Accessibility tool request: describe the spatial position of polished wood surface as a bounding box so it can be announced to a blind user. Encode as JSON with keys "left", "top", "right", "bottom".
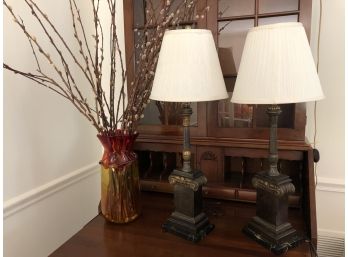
{"left": 49, "top": 192, "right": 312, "bottom": 257}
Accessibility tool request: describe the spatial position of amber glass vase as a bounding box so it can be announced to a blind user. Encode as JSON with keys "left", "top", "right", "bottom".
{"left": 97, "top": 131, "right": 141, "bottom": 223}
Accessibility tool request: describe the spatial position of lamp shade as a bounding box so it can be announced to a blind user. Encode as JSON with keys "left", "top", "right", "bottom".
{"left": 150, "top": 29, "right": 228, "bottom": 102}
{"left": 231, "top": 22, "right": 324, "bottom": 104}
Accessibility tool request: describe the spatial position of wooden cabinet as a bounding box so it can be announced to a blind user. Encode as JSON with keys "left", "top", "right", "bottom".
{"left": 123, "top": 0, "right": 316, "bottom": 244}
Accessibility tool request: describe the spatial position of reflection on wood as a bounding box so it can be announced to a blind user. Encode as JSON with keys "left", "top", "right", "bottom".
{"left": 218, "top": 93, "right": 254, "bottom": 128}
{"left": 156, "top": 102, "right": 183, "bottom": 125}
{"left": 49, "top": 192, "right": 312, "bottom": 257}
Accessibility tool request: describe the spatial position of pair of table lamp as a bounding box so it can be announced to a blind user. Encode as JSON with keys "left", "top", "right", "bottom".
{"left": 149, "top": 23, "right": 324, "bottom": 252}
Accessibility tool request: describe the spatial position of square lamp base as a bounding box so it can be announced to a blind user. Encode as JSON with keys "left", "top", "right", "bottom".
{"left": 163, "top": 169, "right": 214, "bottom": 242}
{"left": 243, "top": 217, "right": 303, "bottom": 255}
{"left": 162, "top": 212, "right": 214, "bottom": 243}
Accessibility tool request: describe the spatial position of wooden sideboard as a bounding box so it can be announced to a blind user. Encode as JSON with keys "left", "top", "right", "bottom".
{"left": 123, "top": 0, "right": 317, "bottom": 245}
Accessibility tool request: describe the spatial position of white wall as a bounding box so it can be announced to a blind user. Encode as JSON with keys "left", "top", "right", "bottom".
{"left": 3, "top": 0, "right": 101, "bottom": 202}
{"left": 308, "top": 0, "right": 345, "bottom": 239}
{"left": 2, "top": 0, "right": 127, "bottom": 256}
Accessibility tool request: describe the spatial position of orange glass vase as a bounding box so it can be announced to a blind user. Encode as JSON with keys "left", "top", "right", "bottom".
{"left": 97, "top": 131, "right": 141, "bottom": 223}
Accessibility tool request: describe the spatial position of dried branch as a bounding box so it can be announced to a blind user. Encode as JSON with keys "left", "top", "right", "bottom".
{"left": 3, "top": 0, "right": 207, "bottom": 136}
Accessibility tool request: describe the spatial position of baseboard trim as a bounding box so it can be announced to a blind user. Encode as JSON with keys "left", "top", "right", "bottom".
{"left": 318, "top": 229, "right": 345, "bottom": 239}
{"left": 4, "top": 162, "right": 99, "bottom": 219}
{"left": 316, "top": 177, "right": 345, "bottom": 193}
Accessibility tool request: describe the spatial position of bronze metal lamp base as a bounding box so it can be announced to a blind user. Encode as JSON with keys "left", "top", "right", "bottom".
{"left": 243, "top": 218, "right": 302, "bottom": 255}
{"left": 162, "top": 169, "right": 214, "bottom": 242}
{"left": 243, "top": 172, "right": 303, "bottom": 255}
{"left": 163, "top": 210, "right": 214, "bottom": 243}
{"left": 243, "top": 106, "right": 303, "bottom": 254}
{"left": 162, "top": 103, "right": 214, "bottom": 242}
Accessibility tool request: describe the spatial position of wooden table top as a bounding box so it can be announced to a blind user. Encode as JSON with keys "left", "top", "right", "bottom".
{"left": 49, "top": 192, "right": 312, "bottom": 257}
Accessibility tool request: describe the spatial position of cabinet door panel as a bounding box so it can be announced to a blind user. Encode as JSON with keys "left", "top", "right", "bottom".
{"left": 218, "top": 0, "right": 255, "bottom": 17}
{"left": 258, "top": 14, "right": 298, "bottom": 26}
{"left": 197, "top": 147, "right": 223, "bottom": 183}
{"left": 259, "top": 0, "right": 299, "bottom": 14}
{"left": 218, "top": 19, "right": 254, "bottom": 72}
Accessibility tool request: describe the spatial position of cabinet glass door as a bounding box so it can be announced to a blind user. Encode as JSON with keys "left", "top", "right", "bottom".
{"left": 125, "top": 0, "right": 207, "bottom": 136}
{"left": 206, "top": 0, "right": 307, "bottom": 140}
{"left": 140, "top": 101, "right": 198, "bottom": 126}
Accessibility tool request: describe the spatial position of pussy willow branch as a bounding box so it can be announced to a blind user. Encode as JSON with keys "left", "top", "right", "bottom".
{"left": 109, "top": 0, "right": 117, "bottom": 130}
{"left": 69, "top": 0, "right": 101, "bottom": 118}
{"left": 4, "top": 63, "right": 99, "bottom": 126}
{"left": 122, "top": 0, "right": 210, "bottom": 131}
{"left": 69, "top": 0, "right": 97, "bottom": 95}
{"left": 25, "top": 0, "right": 100, "bottom": 128}
{"left": 24, "top": 1, "right": 78, "bottom": 103}
{"left": 24, "top": 20, "right": 41, "bottom": 72}
{"left": 27, "top": 0, "right": 97, "bottom": 91}
{"left": 3, "top": 0, "right": 208, "bottom": 135}
{"left": 71, "top": 0, "right": 96, "bottom": 72}
{"left": 119, "top": 0, "right": 208, "bottom": 130}
{"left": 91, "top": 0, "right": 110, "bottom": 130}
{"left": 4, "top": 0, "right": 101, "bottom": 130}
{"left": 113, "top": 15, "right": 126, "bottom": 130}
{"left": 24, "top": 0, "right": 101, "bottom": 128}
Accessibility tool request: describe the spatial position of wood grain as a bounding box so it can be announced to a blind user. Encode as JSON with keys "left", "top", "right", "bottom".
{"left": 49, "top": 192, "right": 312, "bottom": 257}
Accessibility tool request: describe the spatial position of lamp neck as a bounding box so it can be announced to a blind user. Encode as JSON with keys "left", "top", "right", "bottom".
{"left": 267, "top": 105, "right": 282, "bottom": 176}
{"left": 182, "top": 103, "right": 193, "bottom": 172}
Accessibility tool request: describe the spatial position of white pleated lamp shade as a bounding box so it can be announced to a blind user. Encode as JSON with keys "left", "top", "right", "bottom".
{"left": 150, "top": 29, "right": 228, "bottom": 102}
{"left": 231, "top": 22, "right": 324, "bottom": 104}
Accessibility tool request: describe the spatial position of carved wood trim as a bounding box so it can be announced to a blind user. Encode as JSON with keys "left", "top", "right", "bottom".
{"left": 201, "top": 151, "right": 217, "bottom": 161}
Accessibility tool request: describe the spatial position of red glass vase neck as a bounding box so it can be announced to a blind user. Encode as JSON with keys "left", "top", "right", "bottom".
{"left": 97, "top": 130, "right": 138, "bottom": 169}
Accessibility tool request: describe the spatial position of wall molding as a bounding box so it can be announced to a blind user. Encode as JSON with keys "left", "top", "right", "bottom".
{"left": 318, "top": 228, "right": 345, "bottom": 239}
{"left": 4, "top": 162, "right": 99, "bottom": 219}
{"left": 316, "top": 177, "right": 345, "bottom": 193}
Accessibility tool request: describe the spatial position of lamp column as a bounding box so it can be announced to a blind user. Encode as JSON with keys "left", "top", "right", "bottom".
{"left": 243, "top": 105, "right": 303, "bottom": 255}
{"left": 268, "top": 105, "right": 281, "bottom": 176}
{"left": 162, "top": 103, "right": 214, "bottom": 242}
{"left": 182, "top": 103, "right": 193, "bottom": 172}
